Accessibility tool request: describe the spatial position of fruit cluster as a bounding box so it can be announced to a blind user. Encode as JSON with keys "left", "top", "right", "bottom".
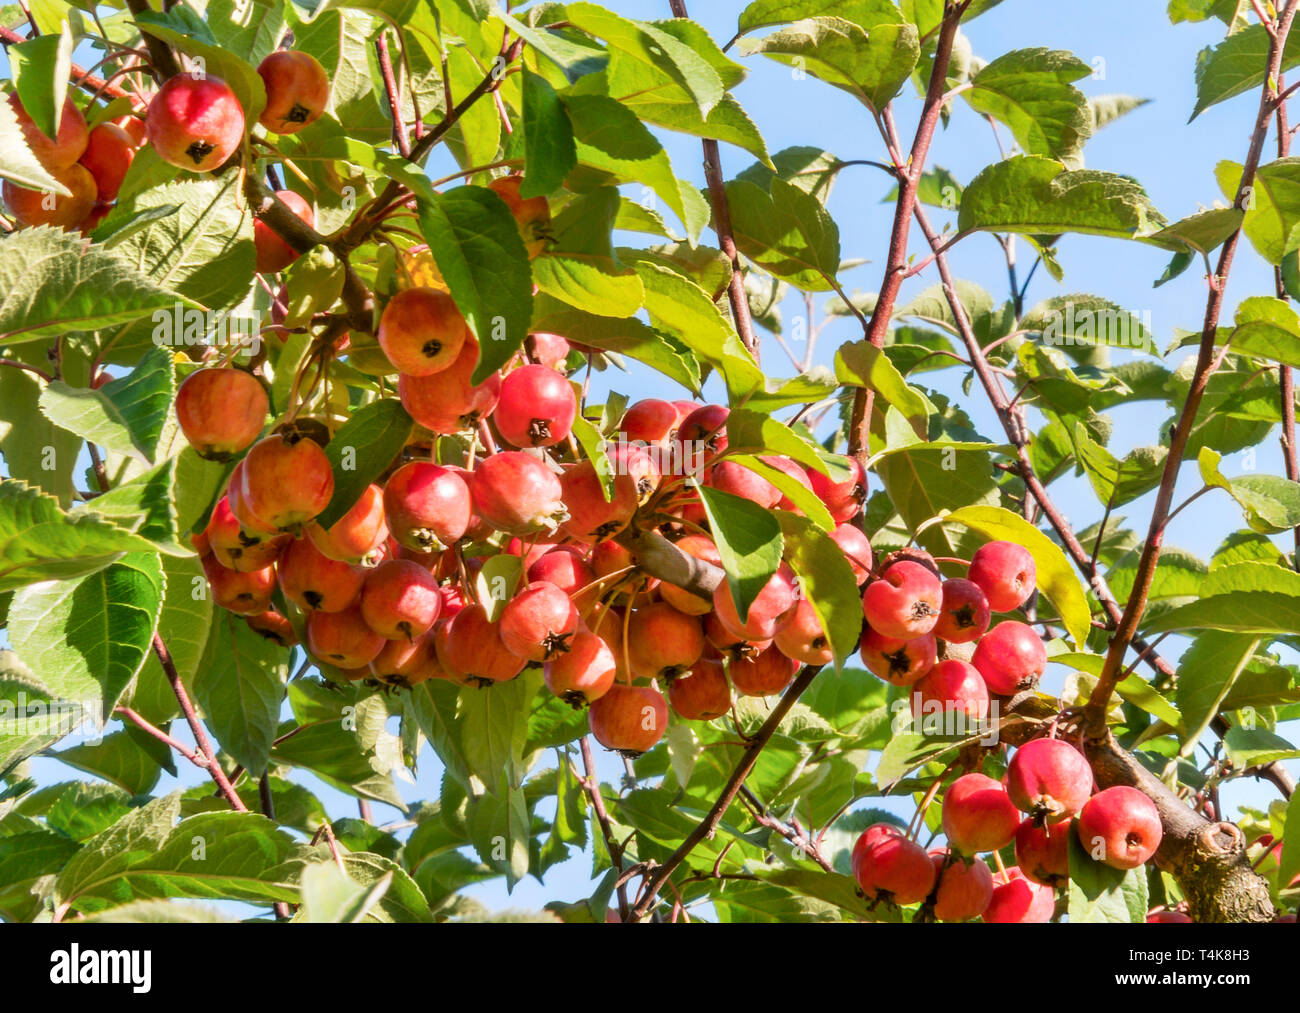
{"left": 2, "top": 49, "right": 328, "bottom": 234}
{"left": 853, "top": 741, "right": 1164, "bottom": 921}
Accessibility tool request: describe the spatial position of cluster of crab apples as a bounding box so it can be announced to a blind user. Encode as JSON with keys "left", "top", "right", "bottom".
{"left": 3, "top": 48, "right": 330, "bottom": 233}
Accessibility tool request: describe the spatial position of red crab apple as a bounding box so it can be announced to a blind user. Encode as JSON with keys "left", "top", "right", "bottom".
{"left": 1014, "top": 818, "right": 1071, "bottom": 888}
{"left": 175, "top": 368, "right": 268, "bottom": 459}
{"left": 383, "top": 461, "right": 472, "bottom": 553}
{"left": 8, "top": 92, "right": 87, "bottom": 170}
{"left": 862, "top": 560, "right": 942, "bottom": 639}
{"left": 202, "top": 554, "right": 275, "bottom": 615}
{"left": 851, "top": 823, "right": 905, "bottom": 883}
{"left": 627, "top": 602, "right": 706, "bottom": 681}
{"left": 930, "top": 851, "right": 994, "bottom": 922}
{"left": 860, "top": 627, "right": 937, "bottom": 686}
{"left": 932, "top": 578, "right": 991, "bottom": 644}
{"left": 706, "top": 459, "right": 780, "bottom": 508}
{"left": 983, "top": 868, "right": 1055, "bottom": 923}
{"left": 436, "top": 604, "right": 526, "bottom": 685}
{"left": 528, "top": 548, "right": 596, "bottom": 606}
{"left": 806, "top": 457, "right": 865, "bottom": 523}
{"left": 830, "top": 522, "right": 874, "bottom": 585}
{"left": 971, "top": 620, "right": 1047, "bottom": 695}
{"left": 359, "top": 559, "right": 441, "bottom": 640}
{"left": 620, "top": 398, "right": 679, "bottom": 446}
{"left": 307, "top": 605, "right": 386, "bottom": 670}
{"left": 1076, "top": 786, "right": 1163, "bottom": 870}
{"left": 525, "top": 331, "right": 570, "bottom": 370}
{"left": 147, "top": 73, "right": 245, "bottom": 171}
{"left": 773, "top": 596, "right": 833, "bottom": 666}
{"left": 3, "top": 163, "right": 97, "bottom": 229}
{"left": 277, "top": 536, "right": 364, "bottom": 613}
{"left": 1146, "top": 910, "right": 1193, "bottom": 924}
{"left": 729, "top": 646, "right": 799, "bottom": 697}
{"left": 768, "top": 455, "right": 816, "bottom": 514}
{"left": 254, "top": 190, "right": 314, "bottom": 274}
{"left": 369, "top": 633, "right": 438, "bottom": 688}
{"left": 204, "top": 496, "right": 287, "bottom": 572}
{"left": 659, "top": 535, "right": 722, "bottom": 616}
{"left": 712, "top": 563, "right": 797, "bottom": 642}
{"left": 675, "top": 403, "right": 729, "bottom": 462}
{"left": 942, "top": 773, "right": 1020, "bottom": 854}
{"left": 591, "top": 540, "right": 657, "bottom": 595}
{"left": 560, "top": 443, "right": 659, "bottom": 542}
{"left": 544, "top": 631, "right": 617, "bottom": 707}
{"left": 854, "top": 827, "right": 936, "bottom": 906}
{"left": 378, "top": 287, "right": 469, "bottom": 376}
{"left": 398, "top": 336, "right": 501, "bottom": 434}
{"left": 77, "top": 121, "right": 135, "bottom": 203}
{"left": 245, "top": 610, "right": 297, "bottom": 647}
{"left": 1006, "top": 737, "right": 1093, "bottom": 823}
{"left": 667, "top": 659, "right": 732, "bottom": 721}
{"left": 910, "top": 659, "right": 988, "bottom": 727}
{"left": 470, "top": 452, "right": 568, "bottom": 535}
{"left": 968, "top": 540, "right": 1037, "bottom": 613}
{"left": 257, "top": 50, "right": 330, "bottom": 134}
{"left": 500, "top": 581, "right": 580, "bottom": 662}
{"left": 588, "top": 683, "right": 668, "bottom": 756}
{"left": 494, "top": 364, "right": 577, "bottom": 448}
{"left": 704, "top": 610, "right": 770, "bottom": 661}
{"left": 308, "top": 483, "right": 389, "bottom": 564}
{"left": 487, "top": 174, "right": 552, "bottom": 257}
{"left": 239, "top": 431, "right": 334, "bottom": 532}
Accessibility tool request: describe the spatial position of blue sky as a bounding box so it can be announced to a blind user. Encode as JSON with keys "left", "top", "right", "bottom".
{"left": 5, "top": 1, "right": 1298, "bottom": 918}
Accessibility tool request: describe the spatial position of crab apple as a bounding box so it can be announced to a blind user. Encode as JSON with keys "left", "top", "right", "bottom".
{"left": 369, "top": 633, "right": 438, "bottom": 688}
{"left": 544, "top": 631, "right": 617, "bottom": 707}
{"left": 1076, "top": 786, "right": 1163, "bottom": 870}
{"left": 773, "top": 596, "right": 833, "bottom": 666}
{"left": 932, "top": 578, "right": 991, "bottom": 644}
{"left": 667, "top": 660, "right": 732, "bottom": 720}
{"left": 971, "top": 620, "right": 1047, "bottom": 696}
{"left": 487, "top": 174, "right": 552, "bottom": 257}
{"left": 8, "top": 92, "right": 88, "bottom": 170}
{"left": 969, "top": 540, "right": 1037, "bottom": 613}
{"left": 620, "top": 398, "right": 679, "bottom": 446}
{"left": 855, "top": 829, "right": 936, "bottom": 906}
{"left": 591, "top": 539, "right": 658, "bottom": 595}
{"left": 202, "top": 554, "right": 275, "bottom": 615}
{"left": 111, "top": 109, "right": 148, "bottom": 147}
{"left": 767, "top": 455, "right": 816, "bottom": 514}
{"left": 206, "top": 497, "right": 287, "bottom": 572}
{"left": 983, "top": 868, "right": 1055, "bottom": 923}
{"left": 1147, "top": 909, "right": 1193, "bottom": 924}
{"left": 807, "top": 457, "right": 866, "bottom": 523}
{"left": 528, "top": 548, "right": 596, "bottom": 604}
{"left": 256, "top": 50, "right": 330, "bottom": 134}
{"left": 706, "top": 459, "right": 780, "bottom": 508}
{"left": 525, "top": 331, "right": 569, "bottom": 370}
{"left": 3, "top": 163, "right": 97, "bottom": 229}
{"left": 1006, "top": 737, "right": 1093, "bottom": 823}
{"left": 626, "top": 603, "right": 706, "bottom": 681}
{"left": 730, "top": 646, "right": 799, "bottom": 697}
{"left": 860, "top": 627, "right": 937, "bottom": 686}
{"left": 704, "top": 611, "right": 770, "bottom": 662}
{"left": 659, "top": 534, "right": 722, "bottom": 615}
{"left": 383, "top": 461, "right": 472, "bottom": 553}
{"left": 307, "top": 605, "right": 386, "bottom": 669}
{"left": 910, "top": 659, "right": 988, "bottom": 726}
{"left": 77, "top": 122, "right": 135, "bottom": 204}
{"left": 830, "top": 522, "right": 874, "bottom": 586}
{"left": 470, "top": 452, "right": 568, "bottom": 535}
{"left": 505, "top": 536, "right": 559, "bottom": 571}
{"left": 146, "top": 74, "right": 244, "bottom": 171}
{"left": 712, "top": 563, "right": 798, "bottom": 642}
{"left": 240, "top": 431, "right": 334, "bottom": 532}
{"left": 277, "top": 536, "right": 364, "bottom": 613}
{"left": 308, "top": 483, "right": 388, "bottom": 564}
{"left": 1014, "top": 818, "right": 1071, "bottom": 888}
{"left": 560, "top": 444, "right": 659, "bottom": 542}
{"left": 588, "top": 683, "right": 668, "bottom": 757}
{"left": 378, "top": 287, "right": 469, "bottom": 377}
{"left": 675, "top": 404, "right": 729, "bottom": 463}
{"left": 930, "top": 852, "right": 994, "bottom": 922}
{"left": 359, "top": 559, "right": 441, "bottom": 640}
{"left": 224, "top": 460, "right": 280, "bottom": 538}
{"left": 494, "top": 364, "right": 577, "bottom": 448}
{"left": 500, "top": 581, "right": 580, "bottom": 662}
{"left": 176, "top": 368, "right": 268, "bottom": 460}
{"left": 436, "top": 604, "right": 526, "bottom": 685}
{"left": 254, "top": 190, "right": 314, "bottom": 274}
{"left": 851, "top": 823, "right": 907, "bottom": 884}
{"left": 245, "top": 610, "right": 298, "bottom": 647}
{"left": 862, "top": 560, "right": 942, "bottom": 640}
{"left": 942, "top": 773, "right": 1020, "bottom": 854}
{"left": 397, "top": 340, "right": 499, "bottom": 436}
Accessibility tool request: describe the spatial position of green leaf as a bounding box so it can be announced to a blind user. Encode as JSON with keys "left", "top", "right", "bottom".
{"left": 1174, "top": 631, "right": 1260, "bottom": 755}
{"left": 8, "top": 552, "right": 164, "bottom": 719}
{"left": 416, "top": 186, "right": 534, "bottom": 384}
{"left": 958, "top": 156, "right": 1165, "bottom": 239}
{"left": 965, "top": 48, "right": 1092, "bottom": 168}
{"left": 520, "top": 68, "right": 576, "bottom": 199}
{"left": 39, "top": 346, "right": 175, "bottom": 464}
{"left": 1199, "top": 446, "right": 1300, "bottom": 534}
{"left": 1279, "top": 792, "right": 1300, "bottom": 894}
{"left": 942, "top": 505, "right": 1092, "bottom": 647}
{"left": 737, "top": 0, "right": 904, "bottom": 37}
{"left": 0, "top": 74, "right": 67, "bottom": 194}
{"left": 835, "top": 339, "right": 930, "bottom": 438}
{"left": 1191, "top": 23, "right": 1300, "bottom": 120}
{"left": 53, "top": 729, "right": 164, "bottom": 796}
{"left": 467, "top": 777, "right": 530, "bottom": 887}
{"left": 0, "top": 828, "right": 81, "bottom": 922}
{"left": 697, "top": 484, "right": 784, "bottom": 622}
{"left": 1217, "top": 158, "right": 1300, "bottom": 266}
{"left": 1223, "top": 726, "right": 1300, "bottom": 767}
{"left": 725, "top": 177, "right": 841, "bottom": 290}
{"left": 0, "top": 650, "right": 70, "bottom": 776}
{"left": 317, "top": 399, "right": 413, "bottom": 527}
{"left": 299, "top": 861, "right": 392, "bottom": 923}
{"left": 404, "top": 679, "right": 473, "bottom": 793}
{"left": 458, "top": 671, "right": 538, "bottom": 793}
{"left": 777, "top": 513, "right": 864, "bottom": 670}
{"left": 8, "top": 28, "right": 72, "bottom": 141}
{"left": 1223, "top": 294, "right": 1300, "bottom": 369}
{"left": 1067, "top": 827, "right": 1147, "bottom": 922}
{"left": 1144, "top": 561, "right": 1300, "bottom": 634}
